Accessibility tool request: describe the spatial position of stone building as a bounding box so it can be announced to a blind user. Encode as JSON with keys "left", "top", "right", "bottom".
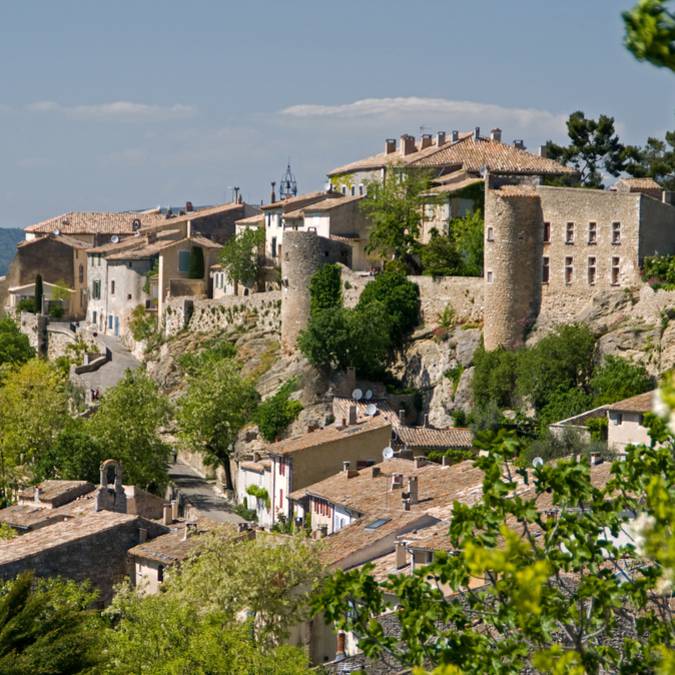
{"left": 483, "top": 179, "right": 675, "bottom": 350}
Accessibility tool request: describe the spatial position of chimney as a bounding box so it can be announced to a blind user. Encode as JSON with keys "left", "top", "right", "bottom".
{"left": 441, "top": 455, "right": 451, "bottom": 467}
{"left": 490, "top": 128, "right": 502, "bottom": 143}
{"left": 402, "top": 496, "right": 411, "bottom": 511}
{"left": 342, "top": 461, "right": 351, "bottom": 473}
{"left": 348, "top": 404, "right": 358, "bottom": 426}
{"left": 473, "top": 126, "right": 480, "bottom": 140}
{"left": 414, "top": 455, "right": 427, "bottom": 469}
{"left": 270, "top": 181, "right": 276, "bottom": 204}
{"left": 399, "top": 134, "right": 416, "bottom": 157}
{"left": 185, "top": 200, "right": 194, "bottom": 212}
{"left": 451, "top": 130, "right": 459, "bottom": 142}
{"left": 385, "top": 138, "right": 397, "bottom": 155}
{"left": 162, "top": 503, "right": 172, "bottom": 526}
{"left": 336, "top": 632, "right": 346, "bottom": 661}
{"left": 395, "top": 540, "right": 408, "bottom": 569}
{"left": 407, "top": 476, "right": 419, "bottom": 504}
{"left": 371, "top": 466, "right": 381, "bottom": 478}
{"left": 513, "top": 139, "right": 525, "bottom": 150}
{"left": 233, "top": 186, "right": 240, "bottom": 203}
{"left": 343, "top": 461, "right": 358, "bottom": 478}
{"left": 138, "top": 528, "right": 148, "bottom": 543}
{"left": 398, "top": 408, "right": 406, "bottom": 426}
{"left": 33, "top": 486, "right": 41, "bottom": 505}
{"left": 171, "top": 499, "right": 179, "bottom": 521}
{"left": 435, "top": 131, "right": 446, "bottom": 146}
{"left": 420, "top": 133, "right": 433, "bottom": 149}
{"left": 181, "top": 522, "right": 196, "bottom": 542}
{"left": 423, "top": 414, "right": 429, "bottom": 428}
{"left": 391, "top": 473, "right": 404, "bottom": 490}
{"left": 538, "top": 145, "right": 548, "bottom": 158}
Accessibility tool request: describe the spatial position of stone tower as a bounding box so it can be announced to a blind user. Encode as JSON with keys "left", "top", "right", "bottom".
{"left": 483, "top": 184, "right": 544, "bottom": 350}
{"left": 280, "top": 230, "right": 351, "bottom": 353}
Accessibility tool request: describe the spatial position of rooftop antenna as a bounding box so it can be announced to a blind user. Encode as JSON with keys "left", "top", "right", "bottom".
{"left": 279, "top": 160, "right": 298, "bottom": 200}
{"left": 352, "top": 388, "right": 363, "bottom": 401}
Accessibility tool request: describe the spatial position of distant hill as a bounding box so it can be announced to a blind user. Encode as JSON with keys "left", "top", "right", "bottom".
{"left": 0, "top": 228, "right": 24, "bottom": 276}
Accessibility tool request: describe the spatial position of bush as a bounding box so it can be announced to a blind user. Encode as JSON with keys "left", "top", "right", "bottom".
{"left": 472, "top": 345, "right": 519, "bottom": 410}
{"left": 245, "top": 484, "right": 270, "bottom": 508}
{"left": 0, "top": 315, "right": 34, "bottom": 366}
{"left": 642, "top": 254, "right": 675, "bottom": 289}
{"left": 255, "top": 380, "right": 303, "bottom": 442}
{"left": 590, "top": 355, "right": 654, "bottom": 405}
{"left": 420, "top": 231, "right": 461, "bottom": 277}
{"left": 128, "top": 305, "right": 157, "bottom": 342}
{"left": 17, "top": 298, "right": 35, "bottom": 313}
{"left": 539, "top": 387, "right": 593, "bottom": 428}
{"left": 48, "top": 303, "right": 64, "bottom": 319}
{"left": 309, "top": 264, "right": 342, "bottom": 315}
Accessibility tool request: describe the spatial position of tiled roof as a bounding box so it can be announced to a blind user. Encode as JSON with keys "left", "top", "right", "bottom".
{"left": 235, "top": 213, "right": 264, "bottom": 226}
{"left": 291, "top": 458, "right": 485, "bottom": 520}
{"left": 607, "top": 390, "right": 655, "bottom": 413}
{"left": 259, "top": 191, "right": 342, "bottom": 212}
{"left": 25, "top": 211, "right": 167, "bottom": 236}
{"left": 105, "top": 235, "right": 220, "bottom": 261}
{"left": 17, "top": 233, "right": 90, "bottom": 250}
{"left": 0, "top": 503, "right": 70, "bottom": 530}
{"left": 613, "top": 177, "right": 662, "bottom": 191}
{"left": 427, "top": 174, "right": 483, "bottom": 195}
{"left": 302, "top": 194, "right": 366, "bottom": 212}
{"left": 267, "top": 416, "right": 391, "bottom": 456}
{"left": 395, "top": 425, "right": 473, "bottom": 449}
{"left": 18, "top": 480, "right": 94, "bottom": 506}
{"left": 0, "top": 511, "right": 138, "bottom": 564}
{"left": 138, "top": 202, "right": 245, "bottom": 232}
{"left": 332, "top": 398, "right": 401, "bottom": 428}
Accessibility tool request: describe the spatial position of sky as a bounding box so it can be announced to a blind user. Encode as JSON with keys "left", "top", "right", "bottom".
{"left": 0, "top": 0, "right": 673, "bottom": 228}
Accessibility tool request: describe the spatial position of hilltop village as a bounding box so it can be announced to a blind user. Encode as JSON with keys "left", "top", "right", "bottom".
{"left": 0, "top": 127, "right": 674, "bottom": 671}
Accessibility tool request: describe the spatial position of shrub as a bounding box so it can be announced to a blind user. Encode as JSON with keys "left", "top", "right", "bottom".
{"left": 128, "top": 305, "right": 157, "bottom": 342}
{"left": 420, "top": 231, "right": 461, "bottom": 277}
{"left": 246, "top": 484, "right": 270, "bottom": 508}
{"left": 438, "top": 304, "right": 456, "bottom": 330}
{"left": 255, "top": 380, "right": 304, "bottom": 442}
{"left": 590, "top": 355, "right": 654, "bottom": 406}
{"left": 48, "top": 303, "right": 64, "bottom": 319}
{"left": 539, "top": 387, "right": 593, "bottom": 428}
{"left": 472, "top": 345, "right": 519, "bottom": 410}
{"left": 16, "top": 298, "right": 35, "bottom": 313}
{"left": 642, "top": 254, "right": 675, "bottom": 289}
{"left": 309, "top": 264, "right": 342, "bottom": 315}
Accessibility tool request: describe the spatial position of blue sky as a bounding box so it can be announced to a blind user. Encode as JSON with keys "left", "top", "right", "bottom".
{"left": 0, "top": 0, "right": 673, "bottom": 227}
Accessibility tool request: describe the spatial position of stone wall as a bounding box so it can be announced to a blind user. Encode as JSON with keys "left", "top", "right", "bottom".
{"left": 163, "top": 291, "right": 282, "bottom": 338}
{"left": 408, "top": 276, "right": 483, "bottom": 326}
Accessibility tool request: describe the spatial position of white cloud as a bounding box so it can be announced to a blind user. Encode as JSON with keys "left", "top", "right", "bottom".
{"left": 27, "top": 100, "right": 195, "bottom": 122}
{"left": 280, "top": 96, "right": 566, "bottom": 136}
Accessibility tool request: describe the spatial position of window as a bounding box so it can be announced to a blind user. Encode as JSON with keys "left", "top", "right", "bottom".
{"left": 279, "top": 460, "right": 285, "bottom": 476}
{"left": 588, "top": 222, "right": 597, "bottom": 244}
{"left": 108, "top": 315, "right": 113, "bottom": 329}
{"left": 486, "top": 270, "right": 494, "bottom": 283}
{"left": 565, "top": 256, "right": 573, "bottom": 284}
{"left": 364, "top": 517, "right": 392, "bottom": 531}
{"left": 565, "top": 222, "right": 574, "bottom": 244}
{"left": 92, "top": 310, "right": 97, "bottom": 324}
{"left": 542, "top": 256, "right": 550, "bottom": 284}
{"left": 178, "top": 249, "right": 190, "bottom": 273}
{"left": 588, "top": 256, "right": 597, "bottom": 285}
{"left": 110, "top": 280, "right": 115, "bottom": 295}
{"left": 350, "top": 186, "right": 355, "bottom": 196}
{"left": 543, "top": 221, "right": 551, "bottom": 243}
{"left": 279, "top": 489, "right": 284, "bottom": 506}
{"left": 486, "top": 226, "right": 494, "bottom": 242}
{"left": 91, "top": 280, "right": 101, "bottom": 300}
{"left": 127, "top": 293, "right": 132, "bottom": 300}
{"left": 359, "top": 184, "right": 364, "bottom": 196}
{"left": 611, "top": 256, "right": 620, "bottom": 285}
{"left": 271, "top": 237, "right": 277, "bottom": 258}
{"left": 612, "top": 221, "right": 621, "bottom": 244}
{"left": 78, "top": 264, "right": 84, "bottom": 283}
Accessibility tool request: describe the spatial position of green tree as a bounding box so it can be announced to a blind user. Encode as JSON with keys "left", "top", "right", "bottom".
{"left": 545, "top": 111, "right": 626, "bottom": 188}
{"left": 362, "top": 167, "right": 436, "bottom": 268}
{"left": 0, "top": 572, "right": 102, "bottom": 674}
{"left": 420, "top": 230, "right": 461, "bottom": 278}
{"left": 88, "top": 369, "right": 171, "bottom": 492}
{"left": 0, "top": 316, "right": 34, "bottom": 368}
{"left": 450, "top": 210, "right": 484, "bottom": 276}
{"left": 624, "top": 130, "right": 675, "bottom": 190}
{"left": 309, "top": 263, "right": 342, "bottom": 315}
{"left": 177, "top": 358, "right": 259, "bottom": 489}
{"left": 538, "top": 387, "right": 593, "bottom": 428}
{"left": 188, "top": 246, "right": 205, "bottom": 279}
{"left": 472, "top": 345, "right": 519, "bottom": 411}
{"left": 219, "top": 227, "right": 265, "bottom": 293}
{"left": 356, "top": 267, "right": 420, "bottom": 347}
{"left": 316, "top": 424, "right": 675, "bottom": 673}
{"left": 623, "top": 0, "right": 675, "bottom": 71}
{"left": 590, "top": 355, "right": 654, "bottom": 406}
{"left": 34, "top": 274, "right": 43, "bottom": 315}
{"left": 255, "top": 380, "right": 303, "bottom": 442}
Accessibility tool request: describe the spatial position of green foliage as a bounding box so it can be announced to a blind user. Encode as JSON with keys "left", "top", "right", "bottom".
{"left": 472, "top": 345, "right": 519, "bottom": 410}
{"left": 316, "top": 427, "right": 675, "bottom": 672}
{"left": 34, "top": 274, "right": 43, "bottom": 314}
{"left": 177, "top": 336, "right": 237, "bottom": 376}
{"left": 586, "top": 416, "right": 608, "bottom": 441}
{"left": 88, "top": 369, "right": 171, "bottom": 493}
{"left": 255, "top": 380, "right": 303, "bottom": 442}
{"left": 16, "top": 297, "right": 35, "bottom": 313}
{"left": 356, "top": 267, "right": 420, "bottom": 346}
{"left": 0, "top": 572, "right": 101, "bottom": 674}
{"left": 438, "top": 305, "right": 456, "bottom": 330}
{"left": 590, "top": 354, "right": 654, "bottom": 405}
{"left": 177, "top": 358, "right": 259, "bottom": 488}
{"left": 143, "top": 257, "right": 159, "bottom": 294}
{"left": 426, "top": 446, "right": 475, "bottom": 465}
{"left": 0, "top": 522, "right": 16, "bottom": 540}
{"left": 246, "top": 484, "right": 270, "bottom": 508}
{"left": 0, "top": 315, "right": 34, "bottom": 367}
{"left": 623, "top": 0, "right": 675, "bottom": 72}
{"left": 538, "top": 387, "right": 592, "bottom": 429}
{"left": 642, "top": 253, "right": 675, "bottom": 288}
{"left": 233, "top": 502, "right": 258, "bottom": 522}
{"left": 444, "top": 364, "right": 464, "bottom": 395}
{"left": 128, "top": 305, "right": 157, "bottom": 342}
{"left": 48, "top": 303, "right": 65, "bottom": 319}
{"left": 624, "top": 130, "right": 675, "bottom": 191}
{"left": 419, "top": 231, "right": 461, "bottom": 277}
{"left": 544, "top": 111, "right": 626, "bottom": 187}
{"left": 309, "top": 263, "right": 342, "bottom": 315}
{"left": 187, "top": 246, "right": 205, "bottom": 279}
{"left": 362, "top": 166, "right": 436, "bottom": 268}
{"left": 219, "top": 227, "right": 265, "bottom": 290}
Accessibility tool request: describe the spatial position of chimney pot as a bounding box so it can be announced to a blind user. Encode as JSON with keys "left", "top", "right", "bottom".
{"left": 371, "top": 466, "right": 381, "bottom": 478}
{"left": 342, "top": 461, "right": 351, "bottom": 473}
{"left": 171, "top": 499, "right": 179, "bottom": 521}
{"left": 270, "top": 181, "right": 276, "bottom": 204}
{"left": 402, "top": 496, "right": 411, "bottom": 511}
{"left": 185, "top": 201, "right": 194, "bottom": 212}
{"left": 473, "top": 126, "right": 480, "bottom": 140}
{"left": 399, "top": 134, "right": 416, "bottom": 157}
{"left": 33, "top": 486, "right": 42, "bottom": 505}
{"left": 395, "top": 540, "right": 408, "bottom": 569}
{"left": 407, "top": 476, "right": 419, "bottom": 504}
{"left": 435, "top": 131, "right": 446, "bottom": 146}
{"left": 538, "top": 144, "right": 547, "bottom": 158}
{"left": 490, "top": 128, "right": 502, "bottom": 143}
{"left": 420, "top": 134, "right": 432, "bottom": 149}
{"left": 348, "top": 404, "right": 358, "bottom": 426}
{"left": 451, "top": 130, "right": 459, "bottom": 142}
{"left": 385, "top": 138, "right": 397, "bottom": 155}
{"left": 398, "top": 408, "right": 406, "bottom": 426}
{"left": 414, "top": 455, "right": 427, "bottom": 469}
{"left": 162, "top": 503, "right": 172, "bottom": 526}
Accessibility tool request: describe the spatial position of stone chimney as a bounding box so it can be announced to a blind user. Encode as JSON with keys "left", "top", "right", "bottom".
{"left": 407, "top": 476, "right": 419, "bottom": 504}
{"left": 395, "top": 540, "right": 408, "bottom": 569}
{"left": 399, "top": 134, "right": 416, "bottom": 157}
{"left": 420, "top": 133, "right": 433, "bottom": 150}
{"left": 513, "top": 139, "right": 525, "bottom": 150}
{"left": 348, "top": 404, "right": 358, "bottom": 426}
{"left": 435, "top": 131, "right": 446, "bottom": 146}
{"left": 384, "top": 138, "right": 397, "bottom": 155}
{"left": 473, "top": 126, "right": 480, "bottom": 140}
{"left": 490, "top": 128, "right": 502, "bottom": 143}
{"left": 343, "top": 461, "right": 358, "bottom": 478}
{"left": 451, "top": 130, "right": 459, "bottom": 142}
{"left": 371, "top": 466, "right": 381, "bottom": 478}
{"left": 539, "top": 145, "right": 548, "bottom": 158}
{"left": 270, "top": 181, "right": 276, "bottom": 204}
{"left": 33, "top": 486, "right": 41, "bottom": 505}
{"left": 185, "top": 200, "right": 194, "bottom": 212}
{"left": 414, "top": 456, "right": 427, "bottom": 469}
{"left": 398, "top": 408, "right": 406, "bottom": 425}
{"left": 162, "top": 503, "right": 172, "bottom": 526}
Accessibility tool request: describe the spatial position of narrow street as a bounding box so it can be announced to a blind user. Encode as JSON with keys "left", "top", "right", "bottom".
{"left": 169, "top": 460, "right": 245, "bottom": 524}
{"left": 76, "top": 333, "right": 141, "bottom": 394}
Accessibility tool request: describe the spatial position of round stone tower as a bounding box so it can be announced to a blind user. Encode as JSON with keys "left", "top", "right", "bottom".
{"left": 483, "top": 186, "right": 544, "bottom": 350}
{"left": 281, "top": 230, "right": 326, "bottom": 353}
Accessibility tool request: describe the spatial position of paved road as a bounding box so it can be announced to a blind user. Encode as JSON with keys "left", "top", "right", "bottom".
{"left": 169, "top": 460, "right": 245, "bottom": 524}
{"left": 77, "top": 334, "right": 141, "bottom": 395}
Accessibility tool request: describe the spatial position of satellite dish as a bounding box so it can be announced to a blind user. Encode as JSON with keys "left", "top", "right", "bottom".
{"left": 132, "top": 218, "right": 142, "bottom": 231}
{"left": 365, "top": 403, "right": 377, "bottom": 417}
{"left": 364, "top": 389, "right": 373, "bottom": 400}
{"left": 382, "top": 446, "right": 394, "bottom": 460}
{"left": 110, "top": 234, "right": 120, "bottom": 244}
{"left": 352, "top": 388, "right": 363, "bottom": 401}
{"left": 52, "top": 228, "right": 61, "bottom": 237}
{"left": 532, "top": 457, "right": 544, "bottom": 468}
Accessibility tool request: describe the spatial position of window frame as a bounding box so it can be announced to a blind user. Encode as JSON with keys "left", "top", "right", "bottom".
{"left": 564, "top": 256, "right": 574, "bottom": 284}
{"left": 588, "top": 222, "right": 597, "bottom": 245}
{"left": 565, "top": 222, "right": 575, "bottom": 245}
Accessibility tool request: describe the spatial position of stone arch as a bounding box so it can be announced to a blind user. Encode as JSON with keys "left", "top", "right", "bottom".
{"left": 99, "top": 459, "right": 123, "bottom": 488}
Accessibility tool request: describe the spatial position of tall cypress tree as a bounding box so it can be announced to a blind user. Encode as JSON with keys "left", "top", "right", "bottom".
{"left": 34, "top": 274, "right": 43, "bottom": 314}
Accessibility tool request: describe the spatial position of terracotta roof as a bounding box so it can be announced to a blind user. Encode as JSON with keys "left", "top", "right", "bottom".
{"left": 291, "top": 458, "right": 485, "bottom": 520}
{"left": 87, "top": 236, "right": 143, "bottom": 255}
{"left": 0, "top": 503, "right": 71, "bottom": 530}
{"left": 17, "top": 233, "right": 90, "bottom": 250}
{"left": 607, "top": 390, "right": 655, "bottom": 413}
{"left": 612, "top": 177, "right": 662, "bottom": 191}
{"left": 25, "top": 211, "right": 167, "bottom": 236}
{"left": 267, "top": 416, "right": 391, "bottom": 457}
{"left": 138, "top": 202, "right": 245, "bottom": 233}
{"left": 302, "top": 194, "right": 366, "bottom": 212}
{"left": 18, "top": 480, "right": 94, "bottom": 507}
{"left": 427, "top": 174, "right": 483, "bottom": 195}
{"left": 235, "top": 213, "right": 264, "bottom": 226}
{"left": 0, "top": 511, "right": 139, "bottom": 564}
{"left": 395, "top": 426, "right": 473, "bottom": 449}
{"left": 260, "top": 191, "right": 342, "bottom": 212}
{"left": 332, "top": 398, "right": 401, "bottom": 428}
{"left": 105, "top": 235, "right": 220, "bottom": 261}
